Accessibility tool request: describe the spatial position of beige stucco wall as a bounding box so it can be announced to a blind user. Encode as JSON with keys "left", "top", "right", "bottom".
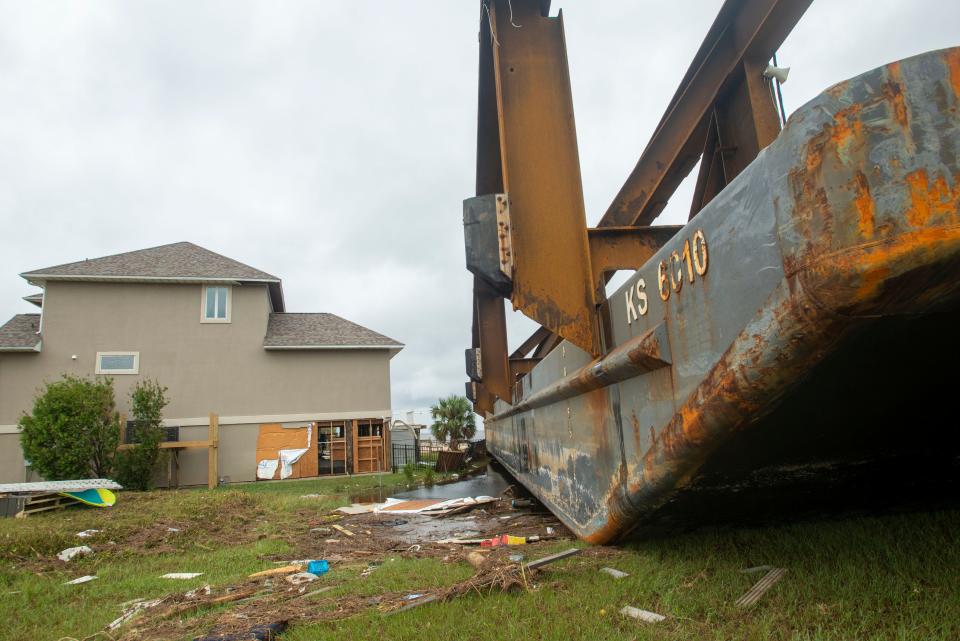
{"left": 0, "top": 280, "right": 394, "bottom": 484}
{"left": 0, "top": 433, "right": 26, "bottom": 483}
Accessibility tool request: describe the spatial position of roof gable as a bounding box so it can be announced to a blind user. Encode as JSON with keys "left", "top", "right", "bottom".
{"left": 264, "top": 313, "right": 402, "bottom": 350}
{"left": 0, "top": 314, "right": 41, "bottom": 352}
{"left": 22, "top": 242, "right": 279, "bottom": 282}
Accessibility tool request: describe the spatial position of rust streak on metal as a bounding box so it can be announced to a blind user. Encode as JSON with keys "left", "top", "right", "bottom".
{"left": 882, "top": 63, "right": 910, "bottom": 129}
{"left": 852, "top": 172, "right": 875, "bottom": 238}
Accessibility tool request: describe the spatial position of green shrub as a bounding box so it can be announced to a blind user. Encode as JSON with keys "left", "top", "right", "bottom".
{"left": 115, "top": 379, "right": 169, "bottom": 491}
{"left": 423, "top": 467, "right": 435, "bottom": 486}
{"left": 402, "top": 463, "right": 416, "bottom": 483}
{"left": 18, "top": 375, "right": 120, "bottom": 480}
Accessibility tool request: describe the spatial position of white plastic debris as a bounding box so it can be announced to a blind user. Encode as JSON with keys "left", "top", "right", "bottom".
{"left": 285, "top": 572, "right": 319, "bottom": 585}
{"left": 64, "top": 575, "right": 98, "bottom": 585}
{"left": 76, "top": 529, "right": 100, "bottom": 538}
{"left": 57, "top": 546, "right": 93, "bottom": 562}
{"left": 106, "top": 598, "right": 163, "bottom": 631}
{"left": 620, "top": 606, "right": 666, "bottom": 623}
{"left": 166, "top": 527, "right": 181, "bottom": 533}
{"left": 161, "top": 572, "right": 203, "bottom": 579}
{"left": 546, "top": 526, "right": 555, "bottom": 535}
{"left": 601, "top": 567, "right": 630, "bottom": 579}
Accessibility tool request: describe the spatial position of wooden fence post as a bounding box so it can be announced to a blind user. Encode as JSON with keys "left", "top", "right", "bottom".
{"left": 208, "top": 413, "right": 219, "bottom": 489}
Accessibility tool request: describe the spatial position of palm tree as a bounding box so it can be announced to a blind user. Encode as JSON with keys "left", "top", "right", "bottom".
{"left": 430, "top": 395, "right": 476, "bottom": 450}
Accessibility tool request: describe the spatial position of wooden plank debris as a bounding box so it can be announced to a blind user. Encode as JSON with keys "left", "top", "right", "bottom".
{"left": 524, "top": 547, "right": 581, "bottom": 570}
{"left": 248, "top": 564, "right": 303, "bottom": 579}
{"left": 332, "top": 524, "right": 355, "bottom": 537}
{"left": 601, "top": 567, "right": 629, "bottom": 579}
{"left": 736, "top": 567, "right": 787, "bottom": 607}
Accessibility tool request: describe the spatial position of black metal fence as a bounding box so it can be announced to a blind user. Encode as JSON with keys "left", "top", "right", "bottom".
{"left": 391, "top": 440, "right": 486, "bottom": 473}
{"left": 391, "top": 441, "right": 448, "bottom": 472}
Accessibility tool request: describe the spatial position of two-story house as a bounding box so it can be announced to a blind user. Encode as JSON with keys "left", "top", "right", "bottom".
{"left": 0, "top": 242, "right": 402, "bottom": 486}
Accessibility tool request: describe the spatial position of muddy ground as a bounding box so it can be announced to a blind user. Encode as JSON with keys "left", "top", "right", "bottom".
{"left": 112, "top": 497, "right": 593, "bottom": 640}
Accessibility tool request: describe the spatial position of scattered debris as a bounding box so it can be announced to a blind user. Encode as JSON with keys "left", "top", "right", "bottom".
{"left": 511, "top": 499, "right": 533, "bottom": 508}
{"left": 310, "top": 527, "right": 331, "bottom": 534}
{"left": 736, "top": 567, "right": 787, "bottom": 607}
{"left": 63, "top": 575, "right": 98, "bottom": 585}
{"left": 285, "top": 572, "right": 319, "bottom": 585}
{"left": 620, "top": 605, "right": 666, "bottom": 623}
{"left": 307, "top": 560, "right": 329, "bottom": 575}
{"left": 167, "top": 527, "right": 181, "bottom": 533}
{"left": 76, "top": 529, "right": 100, "bottom": 538}
{"left": 185, "top": 585, "right": 213, "bottom": 598}
{"left": 387, "top": 594, "right": 439, "bottom": 615}
{"left": 194, "top": 620, "right": 288, "bottom": 641}
{"left": 106, "top": 598, "right": 164, "bottom": 631}
{"left": 466, "top": 551, "right": 489, "bottom": 569}
{"left": 375, "top": 496, "right": 497, "bottom": 516}
{"left": 740, "top": 564, "right": 774, "bottom": 574}
{"left": 601, "top": 567, "right": 629, "bottom": 579}
{"left": 57, "top": 545, "right": 93, "bottom": 562}
{"left": 360, "top": 563, "right": 380, "bottom": 578}
{"left": 481, "top": 534, "right": 539, "bottom": 547}
{"left": 435, "top": 537, "right": 485, "bottom": 545}
{"left": 249, "top": 565, "right": 303, "bottom": 579}
{"left": 508, "top": 553, "right": 525, "bottom": 562}
{"left": 546, "top": 526, "right": 555, "bottom": 535}
{"left": 331, "top": 524, "right": 355, "bottom": 537}
{"left": 525, "top": 548, "right": 581, "bottom": 570}
{"left": 336, "top": 503, "right": 381, "bottom": 515}
{"left": 161, "top": 572, "right": 203, "bottom": 579}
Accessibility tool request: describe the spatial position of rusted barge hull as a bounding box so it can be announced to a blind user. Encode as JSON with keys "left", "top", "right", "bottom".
{"left": 484, "top": 48, "right": 960, "bottom": 543}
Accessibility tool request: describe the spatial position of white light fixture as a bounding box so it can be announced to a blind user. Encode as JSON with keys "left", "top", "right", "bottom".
{"left": 763, "top": 64, "right": 790, "bottom": 84}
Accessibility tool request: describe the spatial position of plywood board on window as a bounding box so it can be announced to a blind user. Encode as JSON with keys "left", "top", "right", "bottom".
{"left": 255, "top": 423, "right": 318, "bottom": 480}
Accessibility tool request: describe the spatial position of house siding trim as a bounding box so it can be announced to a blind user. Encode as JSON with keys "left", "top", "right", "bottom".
{"left": 0, "top": 408, "right": 394, "bottom": 434}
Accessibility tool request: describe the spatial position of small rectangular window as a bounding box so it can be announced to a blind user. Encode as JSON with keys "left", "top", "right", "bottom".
{"left": 95, "top": 351, "right": 139, "bottom": 374}
{"left": 201, "top": 286, "right": 231, "bottom": 323}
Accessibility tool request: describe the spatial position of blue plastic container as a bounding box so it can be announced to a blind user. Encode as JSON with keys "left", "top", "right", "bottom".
{"left": 308, "top": 559, "right": 329, "bottom": 575}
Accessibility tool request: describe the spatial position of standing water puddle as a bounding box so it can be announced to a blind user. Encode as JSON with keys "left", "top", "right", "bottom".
{"left": 345, "top": 464, "right": 517, "bottom": 544}
{"left": 348, "top": 464, "right": 512, "bottom": 504}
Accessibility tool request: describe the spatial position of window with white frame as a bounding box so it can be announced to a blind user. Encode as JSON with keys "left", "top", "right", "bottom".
{"left": 95, "top": 352, "right": 139, "bottom": 374}
{"left": 202, "top": 285, "right": 231, "bottom": 323}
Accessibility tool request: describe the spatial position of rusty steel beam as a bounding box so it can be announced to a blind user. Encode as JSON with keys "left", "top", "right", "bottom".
{"left": 599, "top": 0, "right": 813, "bottom": 227}
{"left": 473, "top": 277, "right": 511, "bottom": 406}
{"left": 510, "top": 326, "right": 552, "bottom": 359}
{"left": 689, "top": 57, "right": 782, "bottom": 217}
{"left": 498, "top": 323, "right": 672, "bottom": 419}
{"left": 509, "top": 357, "right": 540, "bottom": 379}
{"left": 588, "top": 226, "right": 683, "bottom": 300}
{"left": 478, "top": 0, "right": 599, "bottom": 356}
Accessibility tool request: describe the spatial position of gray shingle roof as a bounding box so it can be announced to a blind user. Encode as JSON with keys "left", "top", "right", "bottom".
{"left": 0, "top": 314, "right": 41, "bottom": 351}
{"left": 22, "top": 242, "right": 279, "bottom": 282}
{"left": 264, "top": 313, "right": 402, "bottom": 349}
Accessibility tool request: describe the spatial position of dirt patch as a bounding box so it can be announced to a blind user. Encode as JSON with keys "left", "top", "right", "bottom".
{"left": 114, "top": 499, "right": 575, "bottom": 640}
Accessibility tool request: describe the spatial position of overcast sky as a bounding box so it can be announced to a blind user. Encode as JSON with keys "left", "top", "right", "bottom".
{"left": 1, "top": 1, "right": 957, "bottom": 416}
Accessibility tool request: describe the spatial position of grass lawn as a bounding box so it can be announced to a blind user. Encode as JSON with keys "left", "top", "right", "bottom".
{"left": 1, "top": 474, "right": 957, "bottom": 641}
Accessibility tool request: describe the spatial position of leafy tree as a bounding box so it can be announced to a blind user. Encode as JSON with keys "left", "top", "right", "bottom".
{"left": 19, "top": 375, "right": 120, "bottom": 480}
{"left": 115, "top": 379, "right": 169, "bottom": 491}
{"left": 429, "top": 395, "right": 476, "bottom": 450}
